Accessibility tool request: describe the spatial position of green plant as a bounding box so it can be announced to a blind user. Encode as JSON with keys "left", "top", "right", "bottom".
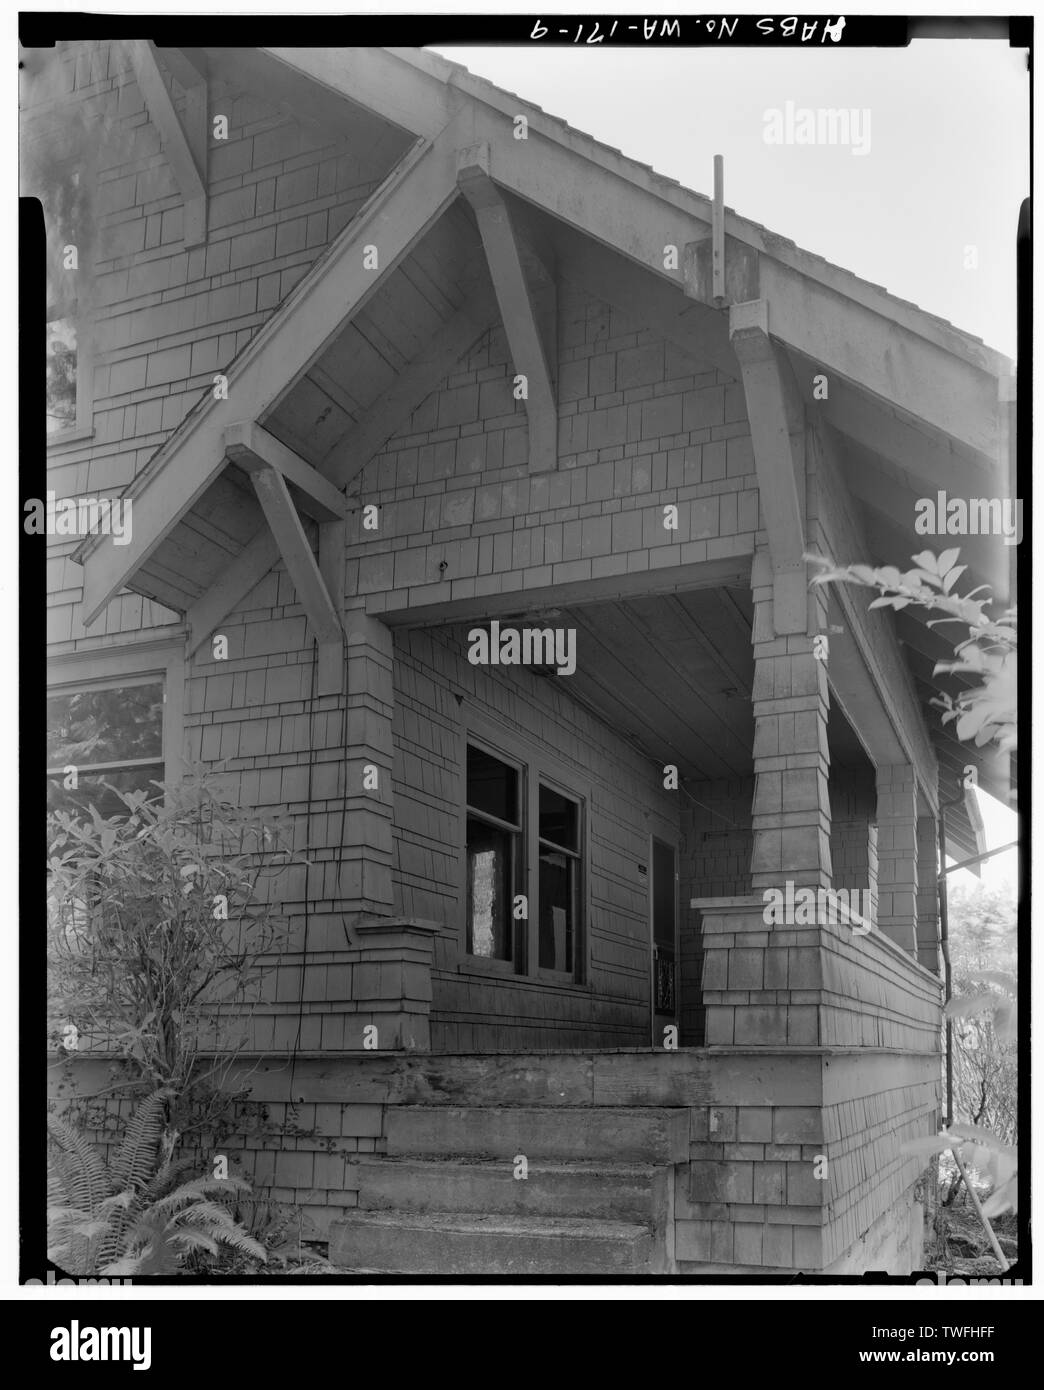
{"left": 47, "top": 1090, "right": 266, "bottom": 1276}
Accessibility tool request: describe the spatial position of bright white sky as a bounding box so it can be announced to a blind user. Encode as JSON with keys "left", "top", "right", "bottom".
{"left": 433, "top": 40, "right": 1028, "bottom": 358}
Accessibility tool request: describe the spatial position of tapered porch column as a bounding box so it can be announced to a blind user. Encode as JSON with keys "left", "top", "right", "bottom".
{"left": 731, "top": 299, "right": 832, "bottom": 891}
{"left": 916, "top": 811, "right": 941, "bottom": 973}
{"left": 343, "top": 603, "right": 396, "bottom": 917}
{"left": 874, "top": 763, "right": 919, "bottom": 954}
{"left": 750, "top": 552, "right": 833, "bottom": 890}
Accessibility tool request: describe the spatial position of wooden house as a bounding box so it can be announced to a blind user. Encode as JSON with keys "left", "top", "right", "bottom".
{"left": 36, "top": 42, "right": 1015, "bottom": 1275}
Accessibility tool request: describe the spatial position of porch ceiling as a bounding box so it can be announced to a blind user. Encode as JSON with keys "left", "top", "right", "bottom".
{"left": 483, "top": 587, "right": 757, "bottom": 783}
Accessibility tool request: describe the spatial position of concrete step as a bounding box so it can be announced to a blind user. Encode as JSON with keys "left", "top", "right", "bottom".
{"left": 328, "top": 1211, "right": 655, "bottom": 1275}
{"left": 349, "top": 1157, "right": 666, "bottom": 1224}
{"left": 385, "top": 1105, "right": 689, "bottom": 1163}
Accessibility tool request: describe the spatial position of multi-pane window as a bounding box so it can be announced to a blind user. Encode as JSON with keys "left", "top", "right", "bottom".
{"left": 538, "top": 783, "right": 580, "bottom": 974}
{"left": 465, "top": 740, "right": 584, "bottom": 980}
{"left": 47, "top": 680, "right": 165, "bottom": 820}
{"left": 465, "top": 745, "right": 521, "bottom": 962}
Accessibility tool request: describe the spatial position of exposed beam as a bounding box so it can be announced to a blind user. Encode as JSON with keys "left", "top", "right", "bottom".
{"left": 128, "top": 40, "right": 207, "bottom": 246}
{"left": 259, "top": 46, "right": 451, "bottom": 140}
{"left": 757, "top": 255, "right": 1004, "bottom": 463}
{"left": 250, "top": 467, "right": 344, "bottom": 696}
{"left": 77, "top": 121, "right": 465, "bottom": 623}
{"left": 457, "top": 146, "right": 556, "bottom": 472}
{"left": 799, "top": 366, "right": 1000, "bottom": 501}
{"left": 729, "top": 299, "right": 807, "bottom": 635}
{"left": 185, "top": 530, "right": 281, "bottom": 655}
{"left": 851, "top": 481, "right": 1007, "bottom": 604}
{"left": 225, "top": 422, "right": 347, "bottom": 521}
{"left": 381, "top": 554, "right": 751, "bottom": 629}
{"left": 320, "top": 289, "right": 498, "bottom": 485}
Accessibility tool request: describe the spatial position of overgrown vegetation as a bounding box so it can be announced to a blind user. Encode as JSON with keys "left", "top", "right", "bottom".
{"left": 809, "top": 546, "right": 1019, "bottom": 1261}
{"left": 46, "top": 771, "right": 311, "bottom": 1274}
{"left": 48, "top": 1090, "right": 265, "bottom": 1276}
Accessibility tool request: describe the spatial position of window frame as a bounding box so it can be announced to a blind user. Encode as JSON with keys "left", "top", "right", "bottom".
{"left": 44, "top": 154, "right": 96, "bottom": 451}
{"left": 533, "top": 773, "right": 584, "bottom": 982}
{"left": 459, "top": 714, "right": 589, "bottom": 988}
{"left": 46, "top": 642, "right": 186, "bottom": 809}
{"left": 463, "top": 739, "right": 526, "bottom": 969}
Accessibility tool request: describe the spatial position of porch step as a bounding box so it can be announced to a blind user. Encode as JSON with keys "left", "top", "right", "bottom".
{"left": 385, "top": 1105, "right": 689, "bottom": 1163}
{"left": 349, "top": 1156, "right": 666, "bottom": 1223}
{"left": 329, "top": 1211, "right": 654, "bottom": 1275}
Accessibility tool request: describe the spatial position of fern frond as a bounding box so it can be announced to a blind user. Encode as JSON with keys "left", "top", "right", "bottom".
{"left": 47, "top": 1115, "right": 112, "bottom": 1214}
{"left": 143, "top": 1153, "right": 197, "bottom": 1204}
{"left": 209, "top": 1225, "right": 267, "bottom": 1261}
{"left": 146, "top": 1175, "right": 250, "bottom": 1219}
{"left": 168, "top": 1228, "right": 221, "bottom": 1257}
{"left": 110, "top": 1090, "right": 170, "bottom": 1191}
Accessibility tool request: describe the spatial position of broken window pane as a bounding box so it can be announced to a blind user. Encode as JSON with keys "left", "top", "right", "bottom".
{"left": 466, "top": 818, "right": 514, "bottom": 960}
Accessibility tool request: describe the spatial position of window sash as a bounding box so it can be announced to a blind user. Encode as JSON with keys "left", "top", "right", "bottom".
{"left": 463, "top": 735, "right": 586, "bottom": 982}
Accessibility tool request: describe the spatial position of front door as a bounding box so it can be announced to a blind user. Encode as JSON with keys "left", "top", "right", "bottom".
{"left": 650, "top": 837, "right": 679, "bottom": 1045}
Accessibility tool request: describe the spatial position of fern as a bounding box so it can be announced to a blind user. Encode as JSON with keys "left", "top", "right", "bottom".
{"left": 46, "top": 1096, "right": 266, "bottom": 1276}
{"left": 110, "top": 1089, "right": 170, "bottom": 1191}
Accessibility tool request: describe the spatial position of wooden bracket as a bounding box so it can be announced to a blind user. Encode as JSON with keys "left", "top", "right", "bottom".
{"left": 224, "top": 421, "right": 348, "bottom": 521}
{"left": 249, "top": 466, "right": 345, "bottom": 695}
{"left": 457, "top": 143, "right": 557, "bottom": 472}
{"left": 729, "top": 299, "right": 808, "bottom": 636}
{"left": 129, "top": 40, "right": 207, "bottom": 247}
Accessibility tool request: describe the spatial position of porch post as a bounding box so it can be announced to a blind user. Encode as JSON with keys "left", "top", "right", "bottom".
{"left": 916, "top": 810, "right": 941, "bottom": 973}
{"left": 874, "top": 764, "right": 919, "bottom": 954}
{"left": 343, "top": 603, "right": 396, "bottom": 917}
{"left": 732, "top": 299, "right": 832, "bottom": 893}
{"left": 750, "top": 548, "right": 833, "bottom": 891}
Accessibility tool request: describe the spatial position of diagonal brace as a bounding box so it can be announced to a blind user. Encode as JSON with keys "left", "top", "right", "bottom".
{"left": 457, "top": 143, "right": 556, "bottom": 471}
{"left": 129, "top": 40, "right": 207, "bottom": 246}
{"left": 250, "top": 466, "right": 345, "bottom": 694}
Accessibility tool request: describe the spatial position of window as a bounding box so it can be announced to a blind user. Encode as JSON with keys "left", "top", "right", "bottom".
{"left": 465, "top": 745, "right": 521, "bottom": 962}
{"left": 47, "top": 680, "right": 165, "bottom": 820}
{"left": 41, "top": 160, "right": 93, "bottom": 443}
{"left": 538, "top": 783, "right": 580, "bottom": 974}
{"left": 46, "top": 317, "right": 78, "bottom": 434}
{"left": 464, "top": 737, "right": 585, "bottom": 981}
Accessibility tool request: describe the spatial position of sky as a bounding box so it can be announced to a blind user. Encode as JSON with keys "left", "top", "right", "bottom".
{"left": 432, "top": 39, "right": 1028, "bottom": 358}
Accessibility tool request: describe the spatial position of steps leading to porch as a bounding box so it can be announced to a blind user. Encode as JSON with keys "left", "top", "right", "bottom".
{"left": 328, "top": 1102, "right": 683, "bottom": 1274}
{"left": 385, "top": 1104, "right": 689, "bottom": 1163}
{"left": 329, "top": 1211, "right": 655, "bottom": 1276}
{"left": 347, "top": 1157, "right": 667, "bottom": 1223}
